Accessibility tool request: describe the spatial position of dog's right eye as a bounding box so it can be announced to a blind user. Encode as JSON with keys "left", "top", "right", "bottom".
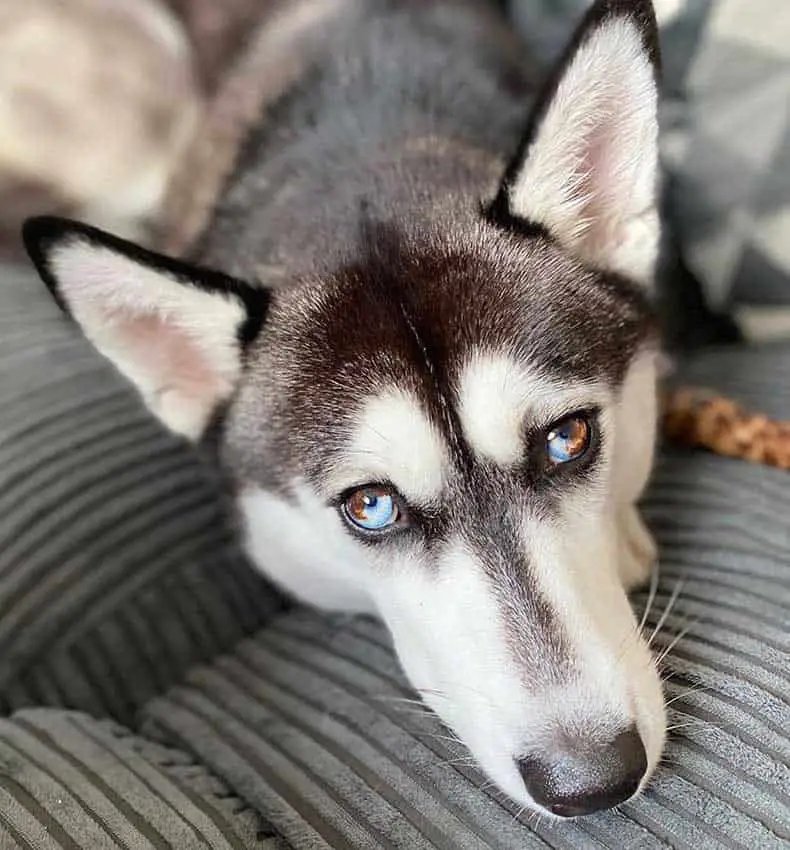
{"left": 342, "top": 485, "right": 407, "bottom": 534}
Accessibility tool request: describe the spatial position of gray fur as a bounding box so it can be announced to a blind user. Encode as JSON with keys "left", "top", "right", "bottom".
{"left": 192, "top": 0, "right": 541, "bottom": 279}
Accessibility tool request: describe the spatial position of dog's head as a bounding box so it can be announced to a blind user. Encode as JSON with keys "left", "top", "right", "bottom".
{"left": 25, "top": 0, "right": 667, "bottom": 818}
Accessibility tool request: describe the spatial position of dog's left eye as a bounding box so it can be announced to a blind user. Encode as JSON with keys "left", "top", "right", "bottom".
{"left": 343, "top": 485, "right": 402, "bottom": 532}
{"left": 545, "top": 413, "right": 593, "bottom": 465}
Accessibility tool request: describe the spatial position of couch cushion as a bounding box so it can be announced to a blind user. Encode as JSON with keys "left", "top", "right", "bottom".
{"left": 0, "top": 708, "right": 289, "bottom": 849}
{"left": 668, "top": 340, "right": 790, "bottom": 417}
{"left": 0, "top": 265, "right": 283, "bottom": 724}
{"left": 140, "top": 342, "right": 790, "bottom": 849}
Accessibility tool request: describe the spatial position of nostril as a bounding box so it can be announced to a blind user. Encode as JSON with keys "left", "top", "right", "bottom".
{"left": 517, "top": 726, "right": 647, "bottom": 817}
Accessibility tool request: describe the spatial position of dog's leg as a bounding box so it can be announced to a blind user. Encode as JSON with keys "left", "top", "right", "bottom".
{"left": 617, "top": 505, "right": 657, "bottom": 592}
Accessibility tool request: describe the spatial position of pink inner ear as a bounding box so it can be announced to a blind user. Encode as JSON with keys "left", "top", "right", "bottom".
{"left": 575, "top": 107, "right": 628, "bottom": 253}
{"left": 103, "top": 308, "right": 228, "bottom": 407}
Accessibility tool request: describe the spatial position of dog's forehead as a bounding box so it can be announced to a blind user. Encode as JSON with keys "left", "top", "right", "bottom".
{"left": 275, "top": 224, "right": 653, "bottom": 397}
{"left": 234, "top": 224, "right": 654, "bottom": 494}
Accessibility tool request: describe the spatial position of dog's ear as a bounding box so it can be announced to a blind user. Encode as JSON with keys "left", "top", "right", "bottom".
{"left": 23, "top": 216, "right": 269, "bottom": 441}
{"left": 492, "top": 0, "right": 661, "bottom": 286}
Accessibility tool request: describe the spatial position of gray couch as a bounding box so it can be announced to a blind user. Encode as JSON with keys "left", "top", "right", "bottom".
{"left": 1, "top": 254, "right": 790, "bottom": 850}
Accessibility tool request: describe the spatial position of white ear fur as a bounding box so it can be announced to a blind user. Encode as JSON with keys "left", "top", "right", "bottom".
{"left": 505, "top": 8, "right": 661, "bottom": 286}
{"left": 32, "top": 225, "right": 252, "bottom": 440}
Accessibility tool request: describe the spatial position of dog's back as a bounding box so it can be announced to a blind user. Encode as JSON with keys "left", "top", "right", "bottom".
{"left": 165, "top": 0, "right": 541, "bottom": 271}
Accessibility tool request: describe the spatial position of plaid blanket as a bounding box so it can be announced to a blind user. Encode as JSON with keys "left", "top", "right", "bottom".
{"left": 508, "top": 0, "right": 790, "bottom": 315}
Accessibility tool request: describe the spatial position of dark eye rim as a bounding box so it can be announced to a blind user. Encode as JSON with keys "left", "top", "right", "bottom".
{"left": 336, "top": 482, "right": 411, "bottom": 537}
{"left": 541, "top": 408, "right": 600, "bottom": 473}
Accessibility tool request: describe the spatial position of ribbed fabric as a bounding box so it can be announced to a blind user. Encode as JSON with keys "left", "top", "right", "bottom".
{"left": 140, "top": 576, "right": 789, "bottom": 850}
{"left": 0, "top": 708, "right": 290, "bottom": 849}
{"left": 0, "top": 265, "right": 284, "bottom": 724}
{"left": 668, "top": 343, "right": 790, "bottom": 420}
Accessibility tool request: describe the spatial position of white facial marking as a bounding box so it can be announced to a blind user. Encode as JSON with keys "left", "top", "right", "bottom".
{"left": 330, "top": 388, "right": 449, "bottom": 503}
{"left": 508, "top": 17, "right": 660, "bottom": 285}
{"left": 372, "top": 524, "right": 665, "bottom": 812}
{"left": 457, "top": 351, "right": 608, "bottom": 465}
{"left": 374, "top": 538, "right": 532, "bottom": 801}
{"left": 239, "top": 483, "right": 377, "bottom": 613}
{"left": 527, "top": 494, "right": 666, "bottom": 780}
{"left": 50, "top": 239, "right": 245, "bottom": 440}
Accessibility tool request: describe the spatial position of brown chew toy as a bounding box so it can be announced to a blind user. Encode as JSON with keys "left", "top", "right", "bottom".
{"left": 662, "top": 388, "right": 790, "bottom": 470}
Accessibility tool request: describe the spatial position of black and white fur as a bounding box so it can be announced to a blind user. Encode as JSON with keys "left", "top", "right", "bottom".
{"left": 25, "top": 0, "right": 667, "bottom": 818}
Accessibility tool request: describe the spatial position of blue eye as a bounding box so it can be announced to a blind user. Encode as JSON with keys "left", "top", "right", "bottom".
{"left": 344, "top": 486, "right": 401, "bottom": 532}
{"left": 546, "top": 414, "right": 592, "bottom": 465}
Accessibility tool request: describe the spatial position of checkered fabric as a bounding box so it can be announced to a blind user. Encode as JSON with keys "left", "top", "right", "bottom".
{"left": 658, "top": 0, "right": 790, "bottom": 309}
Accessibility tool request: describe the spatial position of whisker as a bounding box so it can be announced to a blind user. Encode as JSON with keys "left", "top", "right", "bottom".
{"left": 362, "top": 422, "right": 392, "bottom": 446}
{"left": 511, "top": 803, "right": 530, "bottom": 826}
{"left": 664, "top": 683, "right": 712, "bottom": 707}
{"left": 668, "top": 709, "right": 734, "bottom": 733}
{"left": 435, "top": 756, "right": 479, "bottom": 768}
{"left": 416, "top": 687, "right": 448, "bottom": 698}
{"left": 371, "top": 695, "right": 429, "bottom": 707}
{"left": 660, "top": 669, "right": 681, "bottom": 684}
{"left": 386, "top": 707, "right": 439, "bottom": 721}
{"left": 638, "top": 561, "right": 661, "bottom": 634}
{"left": 667, "top": 720, "right": 710, "bottom": 732}
{"left": 527, "top": 808, "right": 545, "bottom": 829}
{"left": 614, "top": 623, "right": 641, "bottom": 667}
{"left": 648, "top": 578, "right": 686, "bottom": 648}
{"left": 654, "top": 617, "right": 699, "bottom": 666}
{"left": 417, "top": 732, "right": 466, "bottom": 745}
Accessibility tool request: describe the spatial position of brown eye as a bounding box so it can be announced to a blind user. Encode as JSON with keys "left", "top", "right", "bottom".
{"left": 546, "top": 414, "right": 592, "bottom": 465}
{"left": 343, "top": 486, "right": 400, "bottom": 532}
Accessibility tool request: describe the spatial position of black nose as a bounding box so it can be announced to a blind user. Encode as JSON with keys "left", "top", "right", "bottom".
{"left": 517, "top": 727, "right": 647, "bottom": 818}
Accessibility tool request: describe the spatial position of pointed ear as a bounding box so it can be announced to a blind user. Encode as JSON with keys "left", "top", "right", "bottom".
{"left": 23, "top": 216, "right": 269, "bottom": 441}
{"left": 492, "top": 0, "right": 661, "bottom": 286}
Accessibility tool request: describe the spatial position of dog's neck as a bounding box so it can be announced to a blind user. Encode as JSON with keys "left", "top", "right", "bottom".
{"left": 158, "top": 1, "right": 540, "bottom": 275}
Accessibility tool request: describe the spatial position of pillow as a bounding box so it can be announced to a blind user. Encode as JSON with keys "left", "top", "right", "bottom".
{"left": 659, "top": 0, "right": 790, "bottom": 317}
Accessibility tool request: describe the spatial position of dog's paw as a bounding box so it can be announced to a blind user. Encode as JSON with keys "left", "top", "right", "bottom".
{"left": 617, "top": 506, "right": 657, "bottom": 592}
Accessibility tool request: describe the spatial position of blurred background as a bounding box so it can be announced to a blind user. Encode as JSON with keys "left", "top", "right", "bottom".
{"left": 0, "top": 0, "right": 788, "bottom": 344}
{"left": 0, "top": 0, "right": 264, "bottom": 259}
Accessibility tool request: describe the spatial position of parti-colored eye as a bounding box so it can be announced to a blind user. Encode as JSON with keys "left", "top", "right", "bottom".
{"left": 546, "top": 413, "right": 592, "bottom": 465}
{"left": 343, "top": 486, "right": 400, "bottom": 532}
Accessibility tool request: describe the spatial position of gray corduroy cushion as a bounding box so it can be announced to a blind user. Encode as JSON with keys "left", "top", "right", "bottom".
{"left": 0, "top": 265, "right": 284, "bottom": 724}
{"left": 136, "top": 345, "right": 790, "bottom": 850}
{"left": 0, "top": 708, "right": 289, "bottom": 849}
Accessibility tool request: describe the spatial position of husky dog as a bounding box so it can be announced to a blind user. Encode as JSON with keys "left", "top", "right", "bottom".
{"left": 24, "top": 0, "right": 667, "bottom": 819}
